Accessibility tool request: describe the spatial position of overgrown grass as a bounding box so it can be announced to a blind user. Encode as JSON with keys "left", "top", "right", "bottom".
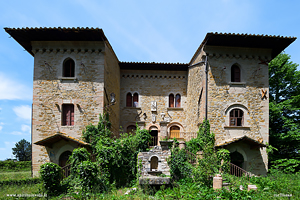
{"left": 0, "top": 171, "right": 31, "bottom": 180}
{"left": 0, "top": 184, "right": 43, "bottom": 200}
{"left": 0, "top": 171, "right": 299, "bottom": 199}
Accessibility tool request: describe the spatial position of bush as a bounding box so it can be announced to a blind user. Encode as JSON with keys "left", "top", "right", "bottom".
{"left": 0, "top": 161, "right": 31, "bottom": 171}
{"left": 0, "top": 177, "right": 40, "bottom": 187}
{"left": 40, "top": 162, "right": 63, "bottom": 196}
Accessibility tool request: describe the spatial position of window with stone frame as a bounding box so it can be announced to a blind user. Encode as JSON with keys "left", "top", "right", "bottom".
{"left": 169, "top": 94, "right": 174, "bottom": 107}
{"left": 62, "top": 104, "right": 74, "bottom": 126}
{"left": 231, "top": 64, "right": 241, "bottom": 82}
{"left": 175, "top": 94, "right": 181, "bottom": 107}
{"left": 133, "top": 93, "right": 139, "bottom": 107}
{"left": 126, "top": 92, "right": 139, "bottom": 107}
{"left": 63, "top": 58, "right": 75, "bottom": 77}
{"left": 126, "top": 92, "right": 132, "bottom": 107}
{"left": 169, "top": 93, "right": 181, "bottom": 108}
{"left": 230, "top": 109, "right": 243, "bottom": 126}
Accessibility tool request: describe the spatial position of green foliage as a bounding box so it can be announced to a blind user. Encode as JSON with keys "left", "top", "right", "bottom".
{"left": 186, "top": 120, "right": 215, "bottom": 155}
{"left": 0, "top": 161, "right": 31, "bottom": 172}
{"left": 12, "top": 139, "right": 31, "bottom": 161}
{"left": 40, "top": 162, "right": 63, "bottom": 196}
{"left": 269, "top": 53, "right": 300, "bottom": 169}
{"left": 68, "top": 147, "right": 90, "bottom": 174}
{"left": 66, "top": 147, "right": 109, "bottom": 196}
{"left": 271, "top": 158, "right": 300, "bottom": 173}
{"left": 0, "top": 177, "right": 40, "bottom": 187}
{"left": 95, "top": 126, "right": 151, "bottom": 187}
{"left": 217, "top": 149, "right": 230, "bottom": 173}
{"left": 82, "top": 113, "right": 151, "bottom": 189}
{"left": 0, "top": 171, "right": 31, "bottom": 180}
{"left": 168, "top": 147, "right": 193, "bottom": 181}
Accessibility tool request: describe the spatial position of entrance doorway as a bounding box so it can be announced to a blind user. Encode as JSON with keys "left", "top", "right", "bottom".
{"left": 59, "top": 151, "right": 72, "bottom": 167}
{"left": 150, "top": 130, "right": 158, "bottom": 146}
{"left": 230, "top": 151, "right": 244, "bottom": 169}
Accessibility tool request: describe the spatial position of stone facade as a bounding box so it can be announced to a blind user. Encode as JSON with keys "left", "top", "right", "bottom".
{"left": 5, "top": 28, "right": 296, "bottom": 177}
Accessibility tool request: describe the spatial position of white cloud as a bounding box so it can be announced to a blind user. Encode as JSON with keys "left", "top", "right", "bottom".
{"left": 0, "top": 141, "right": 16, "bottom": 160}
{"left": 21, "top": 124, "right": 31, "bottom": 133}
{"left": 0, "top": 122, "right": 4, "bottom": 131}
{"left": 13, "top": 105, "right": 32, "bottom": 121}
{"left": 0, "top": 72, "right": 32, "bottom": 100}
{"left": 11, "top": 131, "right": 23, "bottom": 135}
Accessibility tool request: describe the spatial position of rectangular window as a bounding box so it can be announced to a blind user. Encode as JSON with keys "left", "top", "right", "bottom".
{"left": 62, "top": 104, "right": 74, "bottom": 126}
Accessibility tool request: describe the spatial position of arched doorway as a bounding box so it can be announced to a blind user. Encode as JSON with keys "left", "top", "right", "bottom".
{"left": 59, "top": 151, "right": 72, "bottom": 167}
{"left": 149, "top": 126, "right": 158, "bottom": 146}
{"left": 230, "top": 151, "right": 244, "bottom": 169}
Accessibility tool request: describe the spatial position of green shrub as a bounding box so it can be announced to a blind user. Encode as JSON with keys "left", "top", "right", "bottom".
{"left": 0, "top": 161, "right": 31, "bottom": 171}
{"left": 0, "top": 177, "right": 40, "bottom": 187}
{"left": 39, "top": 162, "right": 62, "bottom": 196}
{"left": 168, "top": 147, "right": 192, "bottom": 181}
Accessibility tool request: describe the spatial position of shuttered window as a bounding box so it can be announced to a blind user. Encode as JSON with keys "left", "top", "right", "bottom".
{"left": 62, "top": 104, "right": 74, "bottom": 126}
{"left": 170, "top": 126, "right": 180, "bottom": 138}
{"left": 63, "top": 59, "right": 75, "bottom": 77}
{"left": 231, "top": 65, "right": 241, "bottom": 82}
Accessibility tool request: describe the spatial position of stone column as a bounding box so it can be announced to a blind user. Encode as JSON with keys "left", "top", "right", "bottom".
{"left": 160, "top": 121, "right": 169, "bottom": 140}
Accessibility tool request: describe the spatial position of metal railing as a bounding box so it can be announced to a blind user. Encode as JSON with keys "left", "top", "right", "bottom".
{"left": 149, "top": 136, "right": 158, "bottom": 146}
{"left": 230, "top": 162, "right": 251, "bottom": 181}
{"left": 62, "top": 164, "right": 71, "bottom": 178}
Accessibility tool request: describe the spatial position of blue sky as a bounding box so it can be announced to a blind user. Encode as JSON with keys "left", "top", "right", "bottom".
{"left": 0, "top": 0, "right": 299, "bottom": 160}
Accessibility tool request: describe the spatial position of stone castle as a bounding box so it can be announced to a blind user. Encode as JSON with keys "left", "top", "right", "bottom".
{"left": 5, "top": 27, "right": 296, "bottom": 176}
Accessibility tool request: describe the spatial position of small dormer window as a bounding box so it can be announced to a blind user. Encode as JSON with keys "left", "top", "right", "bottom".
{"left": 231, "top": 65, "right": 240, "bottom": 82}
{"left": 63, "top": 58, "right": 75, "bottom": 77}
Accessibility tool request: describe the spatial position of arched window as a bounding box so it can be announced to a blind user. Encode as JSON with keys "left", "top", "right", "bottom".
{"left": 127, "top": 125, "right": 136, "bottom": 133}
{"left": 170, "top": 125, "right": 180, "bottom": 138}
{"left": 230, "top": 109, "right": 243, "bottom": 126}
{"left": 150, "top": 156, "right": 158, "bottom": 171}
{"left": 133, "top": 93, "right": 139, "bottom": 107}
{"left": 169, "top": 94, "right": 174, "bottom": 107}
{"left": 126, "top": 92, "right": 132, "bottom": 107}
{"left": 62, "top": 104, "right": 74, "bottom": 126}
{"left": 63, "top": 58, "right": 75, "bottom": 77}
{"left": 231, "top": 65, "right": 240, "bottom": 82}
{"left": 175, "top": 94, "right": 181, "bottom": 107}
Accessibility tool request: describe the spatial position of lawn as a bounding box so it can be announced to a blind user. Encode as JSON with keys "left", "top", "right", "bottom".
{"left": 0, "top": 171, "right": 31, "bottom": 180}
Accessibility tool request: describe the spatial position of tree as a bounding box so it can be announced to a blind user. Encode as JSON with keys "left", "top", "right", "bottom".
{"left": 12, "top": 139, "right": 31, "bottom": 161}
{"left": 269, "top": 53, "right": 300, "bottom": 168}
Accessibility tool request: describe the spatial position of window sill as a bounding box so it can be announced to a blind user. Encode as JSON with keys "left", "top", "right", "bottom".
{"left": 167, "top": 107, "right": 184, "bottom": 111}
{"left": 229, "top": 82, "right": 246, "bottom": 87}
{"left": 59, "top": 77, "right": 77, "bottom": 82}
{"left": 61, "top": 125, "right": 75, "bottom": 128}
{"left": 125, "top": 107, "right": 142, "bottom": 109}
{"left": 224, "top": 126, "right": 250, "bottom": 129}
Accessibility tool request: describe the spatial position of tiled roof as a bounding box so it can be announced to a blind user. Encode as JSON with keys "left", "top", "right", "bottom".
{"left": 215, "top": 135, "right": 267, "bottom": 148}
{"left": 190, "top": 32, "right": 296, "bottom": 64}
{"left": 34, "top": 132, "right": 90, "bottom": 148}
{"left": 119, "top": 61, "right": 188, "bottom": 71}
{"left": 4, "top": 27, "right": 108, "bottom": 56}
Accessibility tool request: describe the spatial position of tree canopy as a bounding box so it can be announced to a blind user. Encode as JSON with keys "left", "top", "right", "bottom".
{"left": 269, "top": 53, "right": 300, "bottom": 170}
{"left": 12, "top": 139, "right": 32, "bottom": 161}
